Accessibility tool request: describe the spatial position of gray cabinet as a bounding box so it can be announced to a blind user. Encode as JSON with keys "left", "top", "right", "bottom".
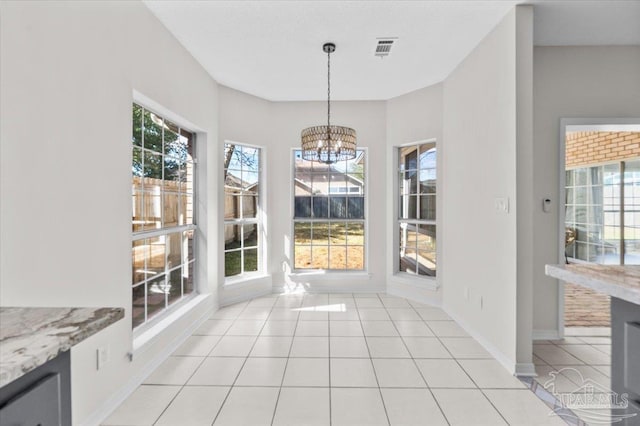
{"left": 0, "top": 351, "right": 70, "bottom": 426}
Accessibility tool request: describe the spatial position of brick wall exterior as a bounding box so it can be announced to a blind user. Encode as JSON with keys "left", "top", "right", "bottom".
{"left": 566, "top": 131, "right": 640, "bottom": 168}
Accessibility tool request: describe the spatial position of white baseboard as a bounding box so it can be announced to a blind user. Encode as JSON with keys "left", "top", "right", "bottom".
{"left": 386, "top": 281, "right": 442, "bottom": 307}
{"left": 442, "top": 307, "right": 516, "bottom": 375}
{"left": 515, "top": 363, "right": 537, "bottom": 377}
{"left": 81, "top": 304, "right": 211, "bottom": 426}
{"left": 219, "top": 287, "right": 273, "bottom": 307}
{"left": 532, "top": 329, "right": 561, "bottom": 341}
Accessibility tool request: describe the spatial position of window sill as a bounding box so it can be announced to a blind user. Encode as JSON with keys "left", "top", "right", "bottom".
{"left": 132, "top": 293, "right": 211, "bottom": 354}
{"left": 288, "top": 271, "right": 372, "bottom": 281}
{"left": 391, "top": 272, "right": 439, "bottom": 290}
{"left": 224, "top": 273, "right": 271, "bottom": 287}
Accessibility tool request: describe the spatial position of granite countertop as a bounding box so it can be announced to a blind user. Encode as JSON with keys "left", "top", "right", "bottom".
{"left": 545, "top": 264, "right": 640, "bottom": 305}
{"left": 0, "top": 307, "right": 124, "bottom": 387}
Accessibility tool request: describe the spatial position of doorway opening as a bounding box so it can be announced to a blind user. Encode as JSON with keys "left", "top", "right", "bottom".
{"left": 562, "top": 124, "right": 640, "bottom": 335}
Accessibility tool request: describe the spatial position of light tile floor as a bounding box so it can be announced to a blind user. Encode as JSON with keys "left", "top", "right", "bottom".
{"left": 104, "top": 293, "right": 567, "bottom": 426}
{"left": 533, "top": 329, "right": 613, "bottom": 426}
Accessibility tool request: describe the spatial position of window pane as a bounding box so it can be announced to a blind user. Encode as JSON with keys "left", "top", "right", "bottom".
{"left": 147, "top": 275, "right": 166, "bottom": 320}
{"left": 225, "top": 224, "right": 240, "bottom": 251}
{"left": 312, "top": 197, "right": 329, "bottom": 218}
{"left": 242, "top": 195, "right": 258, "bottom": 218}
{"left": 225, "top": 193, "right": 240, "bottom": 220}
{"left": 243, "top": 224, "right": 258, "bottom": 248}
{"left": 142, "top": 191, "right": 161, "bottom": 231}
{"left": 311, "top": 173, "right": 329, "bottom": 195}
{"left": 417, "top": 225, "right": 436, "bottom": 252}
{"left": 400, "top": 248, "right": 418, "bottom": 274}
{"left": 184, "top": 230, "right": 195, "bottom": 263}
{"left": 164, "top": 155, "right": 183, "bottom": 183}
{"left": 348, "top": 197, "right": 365, "bottom": 219}
{"left": 163, "top": 191, "right": 179, "bottom": 227}
{"left": 143, "top": 110, "right": 163, "bottom": 153}
{"left": 399, "top": 195, "right": 417, "bottom": 219}
{"left": 420, "top": 195, "right": 436, "bottom": 221}
{"left": 329, "top": 246, "right": 347, "bottom": 269}
{"left": 133, "top": 105, "right": 143, "bottom": 147}
{"left": 182, "top": 195, "right": 194, "bottom": 225}
{"left": 312, "top": 222, "right": 330, "bottom": 245}
{"left": 311, "top": 246, "right": 329, "bottom": 269}
{"left": 329, "top": 223, "right": 347, "bottom": 245}
{"left": 132, "top": 284, "right": 145, "bottom": 328}
{"left": 295, "top": 196, "right": 312, "bottom": 218}
{"left": 241, "top": 146, "right": 260, "bottom": 172}
{"left": 294, "top": 222, "right": 312, "bottom": 245}
{"left": 166, "top": 232, "right": 181, "bottom": 269}
{"left": 163, "top": 120, "right": 180, "bottom": 156}
{"left": 184, "top": 261, "right": 195, "bottom": 294}
{"left": 145, "top": 237, "right": 165, "bottom": 276}
{"left": 132, "top": 240, "right": 145, "bottom": 285}
{"left": 144, "top": 150, "right": 163, "bottom": 180}
{"left": 244, "top": 248, "right": 258, "bottom": 273}
{"left": 242, "top": 170, "right": 259, "bottom": 192}
{"left": 346, "top": 246, "right": 364, "bottom": 270}
{"left": 346, "top": 223, "right": 364, "bottom": 245}
{"left": 133, "top": 147, "right": 143, "bottom": 179}
{"left": 418, "top": 250, "right": 436, "bottom": 276}
{"left": 167, "top": 268, "right": 182, "bottom": 305}
{"left": 225, "top": 250, "right": 242, "bottom": 277}
{"left": 132, "top": 189, "right": 144, "bottom": 232}
{"left": 330, "top": 196, "right": 347, "bottom": 219}
{"left": 295, "top": 245, "right": 311, "bottom": 269}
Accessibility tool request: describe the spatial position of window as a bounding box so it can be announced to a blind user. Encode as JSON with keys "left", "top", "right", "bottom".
{"left": 224, "top": 143, "right": 262, "bottom": 278}
{"left": 398, "top": 142, "right": 436, "bottom": 276}
{"left": 131, "top": 104, "right": 196, "bottom": 329}
{"left": 565, "top": 159, "right": 640, "bottom": 265}
{"left": 293, "top": 149, "right": 365, "bottom": 270}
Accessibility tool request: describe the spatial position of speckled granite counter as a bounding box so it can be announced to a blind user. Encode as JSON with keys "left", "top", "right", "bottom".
{"left": 545, "top": 264, "right": 640, "bottom": 305}
{"left": 0, "top": 307, "right": 124, "bottom": 387}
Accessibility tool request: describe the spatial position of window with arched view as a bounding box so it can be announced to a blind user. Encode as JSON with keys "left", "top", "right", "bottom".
{"left": 293, "top": 149, "right": 366, "bottom": 270}
{"left": 398, "top": 142, "right": 436, "bottom": 277}
{"left": 224, "top": 143, "right": 262, "bottom": 278}
{"left": 131, "top": 103, "right": 196, "bottom": 329}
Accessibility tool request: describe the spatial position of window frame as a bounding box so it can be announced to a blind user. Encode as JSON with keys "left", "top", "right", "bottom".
{"left": 394, "top": 139, "right": 437, "bottom": 280}
{"left": 223, "top": 141, "right": 265, "bottom": 283}
{"left": 131, "top": 102, "right": 198, "bottom": 334}
{"left": 290, "top": 147, "right": 368, "bottom": 273}
{"left": 565, "top": 157, "right": 640, "bottom": 265}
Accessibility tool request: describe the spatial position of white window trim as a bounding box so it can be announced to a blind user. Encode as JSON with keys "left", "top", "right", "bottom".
{"left": 223, "top": 140, "right": 266, "bottom": 284}
{"left": 290, "top": 147, "right": 369, "bottom": 273}
{"left": 393, "top": 139, "right": 438, "bottom": 283}
{"left": 131, "top": 99, "right": 200, "bottom": 333}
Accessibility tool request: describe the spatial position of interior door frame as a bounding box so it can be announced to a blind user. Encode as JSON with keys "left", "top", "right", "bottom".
{"left": 557, "top": 118, "right": 640, "bottom": 338}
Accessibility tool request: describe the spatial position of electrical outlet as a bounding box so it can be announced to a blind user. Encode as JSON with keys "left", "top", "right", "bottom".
{"left": 97, "top": 346, "right": 110, "bottom": 370}
{"left": 494, "top": 197, "right": 509, "bottom": 213}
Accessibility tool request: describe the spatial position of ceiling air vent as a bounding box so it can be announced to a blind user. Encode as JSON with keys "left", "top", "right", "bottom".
{"left": 374, "top": 38, "right": 397, "bottom": 57}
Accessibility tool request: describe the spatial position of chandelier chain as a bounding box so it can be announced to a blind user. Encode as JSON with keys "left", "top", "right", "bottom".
{"left": 327, "top": 46, "right": 331, "bottom": 134}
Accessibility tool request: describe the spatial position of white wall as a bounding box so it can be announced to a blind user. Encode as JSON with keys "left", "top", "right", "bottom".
{"left": 532, "top": 46, "right": 640, "bottom": 337}
{"left": 441, "top": 6, "right": 533, "bottom": 373}
{"left": 218, "top": 86, "right": 388, "bottom": 296}
{"left": 0, "top": 2, "right": 220, "bottom": 424}
{"left": 385, "top": 84, "right": 444, "bottom": 305}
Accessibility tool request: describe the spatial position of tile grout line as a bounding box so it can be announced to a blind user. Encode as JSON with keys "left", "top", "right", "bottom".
{"left": 149, "top": 300, "right": 253, "bottom": 426}
{"left": 269, "top": 293, "right": 303, "bottom": 426}
{"left": 209, "top": 296, "right": 276, "bottom": 426}
{"left": 382, "top": 296, "right": 452, "bottom": 426}
{"left": 409, "top": 301, "right": 514, "bottom": 426}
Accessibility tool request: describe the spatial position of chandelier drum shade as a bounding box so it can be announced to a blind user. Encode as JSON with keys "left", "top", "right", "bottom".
{"left": 301, "top": 42, "right": 357, "bottom": 164}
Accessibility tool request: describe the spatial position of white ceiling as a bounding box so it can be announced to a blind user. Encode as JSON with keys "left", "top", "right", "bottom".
{"left": 144, "top": 1, "right": 640, "bottom": 101}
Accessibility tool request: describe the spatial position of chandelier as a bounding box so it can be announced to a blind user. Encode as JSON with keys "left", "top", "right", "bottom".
{"left": 301, "top": 42, "right": 357, "bottom": 164}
